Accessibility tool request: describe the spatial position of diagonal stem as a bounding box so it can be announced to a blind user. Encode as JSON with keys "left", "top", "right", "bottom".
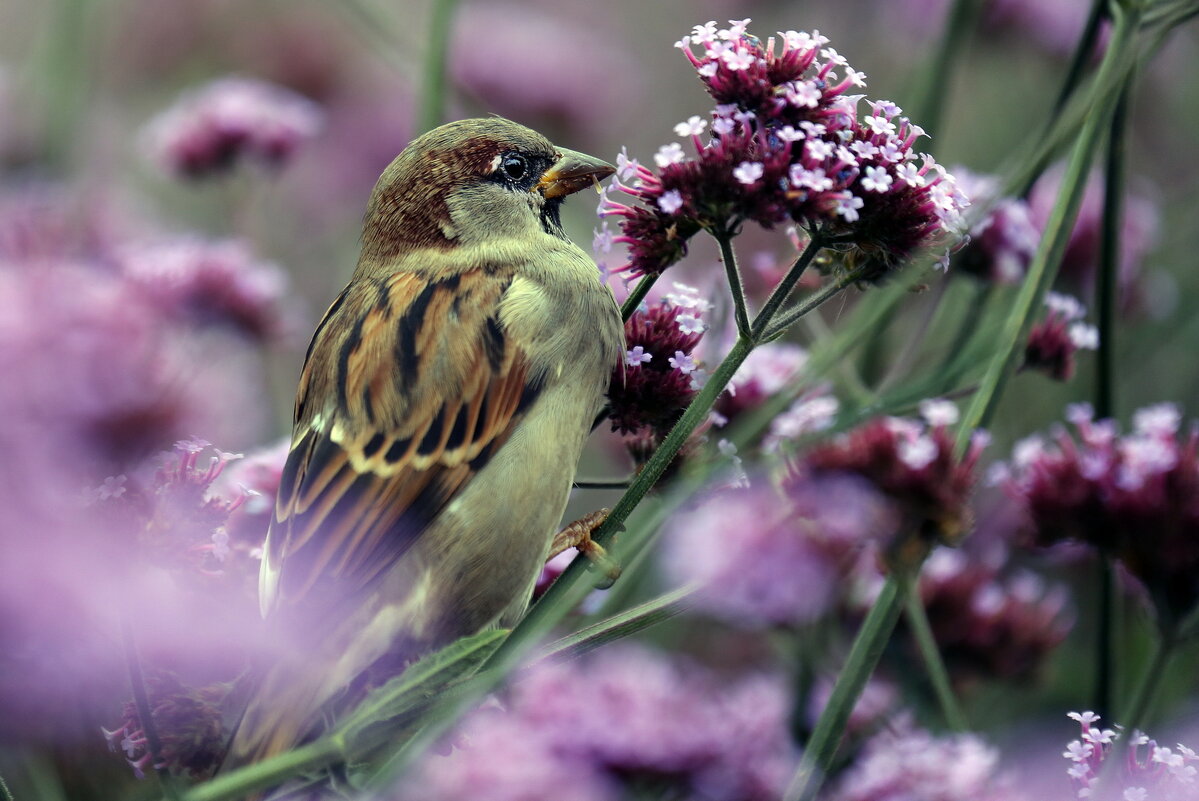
{"left": 904, "top": 582, "right": 968, "bottom": 731}
{"left": 121, "top": 618, "right": 180, "bottom": 800}
{"left": 751, "top": 232, "right": 827, "bottom": 340}
{"left": 621, "top": 273, "right": 660, "bottom": 321}
{"left": 714, "top": 225, "right": 753, "bottom": 337}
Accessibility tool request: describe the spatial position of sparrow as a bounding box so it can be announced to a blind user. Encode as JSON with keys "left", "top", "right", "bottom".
{"left": 226, "top": 117, "right": 623, "bottom": 769}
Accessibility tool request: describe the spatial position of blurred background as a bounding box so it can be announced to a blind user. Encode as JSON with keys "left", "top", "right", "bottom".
{"left": 1, "top": 0, "right": 1197, "bottom": 799}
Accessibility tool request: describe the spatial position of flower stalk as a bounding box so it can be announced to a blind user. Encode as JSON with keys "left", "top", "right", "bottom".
{"left": 904, "top": 585, "right": 969, "bottom": 731}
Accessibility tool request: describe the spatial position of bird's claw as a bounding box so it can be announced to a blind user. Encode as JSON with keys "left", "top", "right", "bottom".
{"left": 550, "top": 508, "right": 622, "bottom": 588}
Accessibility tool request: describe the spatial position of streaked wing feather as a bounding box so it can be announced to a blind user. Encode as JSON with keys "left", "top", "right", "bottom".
{"left": 261, "top": 267, "right": 540, "bottom": 613}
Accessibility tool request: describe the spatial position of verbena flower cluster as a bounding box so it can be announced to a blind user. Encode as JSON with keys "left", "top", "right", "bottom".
{"left": 662, "top": 473, "right": 897, "bottom": 627}
{"left": 395, "top": 644, "right": 796, "bottom": 801}
{"left": 1063, "top": 711, "right": 1198, "bottom": 801}
{"left": 912, "top": 545, "right": 1071, "bottom": 682}
{"left": 607, "top": 283, "right": 709, "bottom": 448}
{"left": 143, "top": 76, "right": 323, "bottom": 179}
{"left": 827, "top": 717, "right": 1025, "bottom": 801}
{"left": 954, "top": 167, "right": 1039, "bottom": 285}
{"left": 599, "top": 20, "right": 968, "bottom": 281}
{"left": 995, "top": 402, "right": 1199, "bottom": 625}
{"left": 1023, "top": 291, "right": 1098, "bottom": 382}
{"left": 714, "top": 341, "right": 809, "bottom": 426}
{"left": 793, "top": 400, "right": 987, "bottom": 558}
{"left": 102, "top": 672, "right": 228, "bottom": 780}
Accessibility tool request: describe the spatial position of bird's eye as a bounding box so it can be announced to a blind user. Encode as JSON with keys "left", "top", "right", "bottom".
{"left": 501, "top": 154, "right": 528, "bottom": 181}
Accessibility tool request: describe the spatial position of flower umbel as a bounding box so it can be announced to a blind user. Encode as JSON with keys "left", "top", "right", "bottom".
{"left": 600, "top": 21, "right": 968, "bottom": 280}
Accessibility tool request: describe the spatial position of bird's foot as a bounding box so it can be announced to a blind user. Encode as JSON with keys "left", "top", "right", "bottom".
{"left": 549, "top": 508, "right": 622, "bottom": 586}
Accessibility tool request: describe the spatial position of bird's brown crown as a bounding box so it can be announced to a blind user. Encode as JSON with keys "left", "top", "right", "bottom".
{"left": 359, "top": 118, "right": 559, "bottom": 262}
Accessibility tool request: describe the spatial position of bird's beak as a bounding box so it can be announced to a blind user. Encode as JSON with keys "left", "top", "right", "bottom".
{"left": 536, "top": 148, "right": 616, "bottom": 199}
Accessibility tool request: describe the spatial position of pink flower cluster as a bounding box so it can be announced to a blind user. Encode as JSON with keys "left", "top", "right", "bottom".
{"left": 143, "top": 76, "right": 323, "bottom": 179}
{"left": 607, "top": 283, "right": 709, "bottom": 443}
{"left": 1063, "top": 711, "right": 1198, "bottom": 800}
{"left": 1023, "top": 292, "right": 1099, "bottom": 382}
{"left": 995, "top": 402, "right": 1199, "bottom": 624}
{"left": 600, "top": 20, "right": 968, "bottom": 280}
{"left": 396, "top": 644, "right": 796, "bottom": 801}
{"left": 954, "top": 167, "right": 1040, "bottom": 285}
{"left": 795, "top": 400, "right": 987, "bottom": 554}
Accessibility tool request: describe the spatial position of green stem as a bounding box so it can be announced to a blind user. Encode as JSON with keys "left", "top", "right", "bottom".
{"left": 121, "top": 618, "right": 180, "bottom": 800}
{"left": 955, "top": 2, "right": 1141, "bottom": 453}
{"left": 1119, "top": 632, "right": 1177, "bottom": 738}
{"left": 751, "top": 233, "right": 828, "bottom": 340}
{"left": 1096, "top": 84, "right": 1129, "bottom": 422}
{"left": 1052, "top": 0, "right": 1108, "bottom": 118}
{"left": 179, "top": 737, "right": 346, "bottom": 801}
{"left": 784, "top": 572, "right": 910, "bottom": 801}
{"left": 621, "top": 273, "right": 660, "bottom": 321}
{"left": 907, "top": 0, "right": 987, "bottom": 132}
{"left": 416, "top": 0, "right": 461, "bottom": 134}
{"left": 715, "top": 226, "right": 753, "bottom": 336}
{"left": 904, "top": 584, "right": 968, "bottom": 731}
{"left": 533, "top": 584, "right": 698, "bottom": 665}
{"left": 0, "top": 770, "right": 13, "bottom": 801}
{"left": 762, "top": 270, "right": 864, "bottom": 341}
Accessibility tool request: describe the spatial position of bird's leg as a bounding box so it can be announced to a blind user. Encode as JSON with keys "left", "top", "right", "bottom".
{"left": 549, "top": 508, "right": 622, "bottom": 585}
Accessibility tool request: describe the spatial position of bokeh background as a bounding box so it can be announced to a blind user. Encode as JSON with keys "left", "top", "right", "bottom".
{"left": 1, "top": 0, "right": 1198, "bottom": 799}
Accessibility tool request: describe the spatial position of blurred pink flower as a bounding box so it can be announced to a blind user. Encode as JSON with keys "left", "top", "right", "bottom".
{"left": 396, "top": 643, "right": 795, "bottom": 801}
{"left": 826, "top": 717, "right": 1028, "bottom": 801}
{"left": 953, "top": 167, "right": 1039, "bottom": 284}
{"left": 1022, "top": 291, "right": 1098, "bottom": 381}
{"left": 450, "top": 2, "right": 642, "bottom": 140}
{"left": 142, "top": 76, "right": 323, "bottom": 180}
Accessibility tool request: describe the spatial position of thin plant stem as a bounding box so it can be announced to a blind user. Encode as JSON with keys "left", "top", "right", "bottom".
{"left": 1120, "top": 632, "right": 1177, "bottom": 744}
{"left": 1053, "top": 0, "right": 1108, "bottom": 118}
{"left": 179, "top": 737, "right": 347, "bottom": 801}
{"left": 751, "top": 232, "right": 829, "bottom": 340}
{"left": 0, "top": 771, "right": 12, "bottom": 801}
{"left": 416, "top": 0, "right": 461, "bottom": 135}
{"left": 714, "top": 225, "right": 752, "bottom": 336}
{"left": 784, "top": 571, "right": 910, "bottom": 801}
{"left": 877, "top": 278, "right": 950, "bottom": 394}
{"left": 1092, "top": 79, "right": 1132, "bottom": 720}
{"left": 956, "top": 2, "right": 1140, "bottom": 453}
{"left": 121, "top": 618, "right": 180, "bottom": 801}
{"left": 904, "top": 584, "right": 968, "bottom": 731}
{"left": 621, "top": 273, "right": 660, "bottom": 321}
{"left": 763, "top": 270, "right": 865, "bottom": 341}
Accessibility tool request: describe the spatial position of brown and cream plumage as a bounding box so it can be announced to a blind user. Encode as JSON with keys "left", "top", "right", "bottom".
{"left": 228, "top": 118, "right": 622, "bottom": 767}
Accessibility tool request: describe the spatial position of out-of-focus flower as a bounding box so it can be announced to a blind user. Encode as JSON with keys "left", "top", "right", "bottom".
{"left": 396, "top": 644, "right": 796, "bottom": 801}
{"left": 826, "top": 717, "right": 1027, "bottom": 801}
{"left": 953, "top": 168, "right": 1040, "bottom": 284}
{"left": 884, "top": 0, "right": 1099, "bottom": 56}
{"left": 1062, "top": 711, "right": 1199, "bottom": 800}
{"left": 213, "top": 436, "right": 288, "bottom": 549}
{"left": 102, "top": 672, "right": 229, "bottom": 780}
{"left": 1023, "top": 291, "right": 1098, "bottom": 381}
{"left": 794, "top": 401, "right": 986, "bottom": 560}
{"left": 450, "top": 2, "right": 642, "bottom": 140}
{"left": 118, "top": 238, "right": 297, "bottom": 342}
{"left": 763, "top": 387, "right": 839, "bottom": 452}
{"left": 662, "top": 473, "right": 896, "bottom": 627}
{"left": 607, "top": 283, "right": 710, "bottom": 450}
{"left": 913, "top": 546, "right": 1072, "bottom": 682}
{"left": 1029, "top": 166, "right": 1159, "bottom": 311}
{"left": 715, "top": 341, "right": 808, "bottom": 425}
{"left": 807, "top": 676, "right": 898, "bottom": 738}
{"left": 996, "top": 402, "right": 1199, "bottom": 626}
{"left": 142, "top": 76, "right": 323, "bottom": 180}
{"left": 600, "top": 20, "right": 968, "bottom": 280}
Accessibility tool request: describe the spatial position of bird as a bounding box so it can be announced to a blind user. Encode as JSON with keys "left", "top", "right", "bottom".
{"left": 225, "top": 117, "right": 624, "bottom": 771}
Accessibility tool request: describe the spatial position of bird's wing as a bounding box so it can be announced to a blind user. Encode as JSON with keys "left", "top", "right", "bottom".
{"left": 259, "top": 266, "right": 542, "bottom": 616}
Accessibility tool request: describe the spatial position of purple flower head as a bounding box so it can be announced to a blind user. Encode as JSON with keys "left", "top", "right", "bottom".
{"left": 119, "top": 238, "right": 297, "bottom": 342}
{"left": 398, "top": 644, "right": 796, "bottom": 801}
{"left": 103, "top": 672, "right": 229, "bottom": 780}
{"left": 1062, "top": 712, "right": 1199, "bottom": 801}
{"left": 796, "top": 404, "right": 986, "bottom": 557}
{"left": 914, "top": 546, "right": 1072, "bottom": 682}
{"left": 1023, "top": 291, "right": 1098, "bottom": 381}
{"left": 143, "top": 76, "right": 323, "bottom": 180}
{"left": 662, "top": 472, "right": 896, "bottom": 627}
{"left": 953, "top": 167, "right": 1039, "bottom": 284}
{"left": 998, "top": 403, "right": 1199, "bottom": 625}
{"left": 827, "top": 717, "right": 1026, "bottom": 801}
{"left": 607, "top": 284, "right": 709, "bottom": 441}
{"left": 601, "top": 21, "right": 968, "bottom": 280}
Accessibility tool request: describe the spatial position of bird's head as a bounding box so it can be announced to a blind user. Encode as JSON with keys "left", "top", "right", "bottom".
{"left": 359, "top": 117, "right": 614, "bottom": 264}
